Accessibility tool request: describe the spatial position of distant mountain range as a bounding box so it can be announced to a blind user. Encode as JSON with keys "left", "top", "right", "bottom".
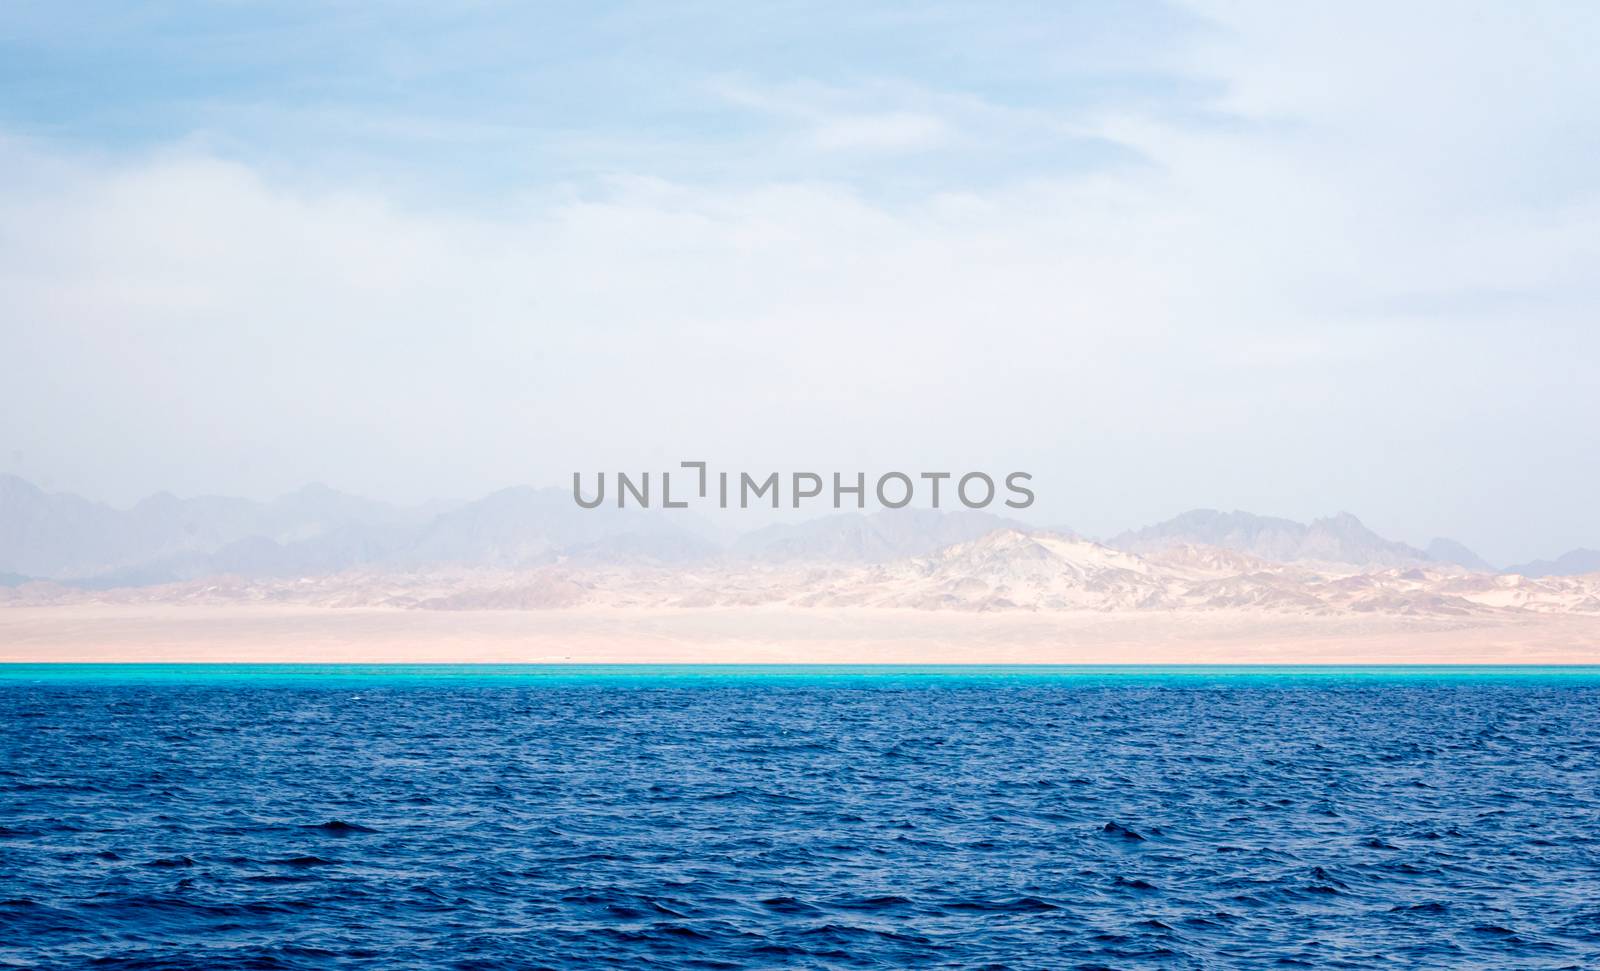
{"left": 1107, "top": 509, "right": 1493, "bottom": 571}
{"left": 0, "top": 475, "right": 424, "bottom": 582}
{"left": 0, "top": 475, "right": 1593, "bottom": 584}
{"left": 1504, "top": 548, "right": 1600, "bottom": 578}
{"left": 0, "top": 476, "right": 726, "bottom": 584}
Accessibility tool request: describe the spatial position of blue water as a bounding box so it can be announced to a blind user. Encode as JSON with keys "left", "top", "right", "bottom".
{"left": 3, "top": 666, "right": 1598, "bottom": 969}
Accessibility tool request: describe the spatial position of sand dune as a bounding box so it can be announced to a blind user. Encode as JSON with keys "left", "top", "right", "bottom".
{"left": 6, "top": 531, "right": 1598, "bottom": 663}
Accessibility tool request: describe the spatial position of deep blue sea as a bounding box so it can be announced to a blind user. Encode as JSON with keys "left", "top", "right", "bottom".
{"left": 2, "top": 665, "right": 1598, "bottom": 970}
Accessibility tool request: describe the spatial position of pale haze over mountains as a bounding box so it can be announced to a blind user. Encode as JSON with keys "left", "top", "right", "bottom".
{"left": 1, "top": 475, "right": 1592, "bottom": 587}
{"left": 4, "top": 4, "right": 1599, "bottom": 576}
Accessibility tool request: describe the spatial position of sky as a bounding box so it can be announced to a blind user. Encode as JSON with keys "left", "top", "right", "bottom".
{"left": 1, "top": 1, "right": 1597, "bottom": 566}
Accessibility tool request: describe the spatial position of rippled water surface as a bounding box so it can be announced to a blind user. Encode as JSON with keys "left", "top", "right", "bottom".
{"left": 3, "top": 665, "right": 1598, "bottom": 969}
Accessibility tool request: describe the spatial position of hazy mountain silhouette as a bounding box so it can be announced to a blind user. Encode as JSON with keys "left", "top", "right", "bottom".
{"left": 0, "top": 475, "right": 424, "bottom": 580}
{"left": 1424, "top": 537, "right": 1496, "bottom": 573}
{"left": 1506, "top": 548, "right": 1600, "bottom": 577}
{"left": 400, "top": 486, "right": 717, "bottom": 567}
{"left": 1108, "top": 508, "right": 1492, "bottom": 570}
{"left": 0, "top": 477, "right": 719, "bottom": 582}
{"left": 0, "top": 477, "right": 1582, "bottom": 585}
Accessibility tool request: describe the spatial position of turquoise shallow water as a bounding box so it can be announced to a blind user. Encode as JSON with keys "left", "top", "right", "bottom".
{"left": 4, "top": 664, "right": 1599, "bottom": 968}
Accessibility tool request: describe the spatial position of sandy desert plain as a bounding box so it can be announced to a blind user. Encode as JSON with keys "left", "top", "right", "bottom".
{"left": 5, "top": 530, "right": 1598, "bottom": 664}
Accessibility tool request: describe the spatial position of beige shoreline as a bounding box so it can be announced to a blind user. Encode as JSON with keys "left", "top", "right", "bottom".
{"left": 2, "top": 604, "right": 1597, "bottom": 664}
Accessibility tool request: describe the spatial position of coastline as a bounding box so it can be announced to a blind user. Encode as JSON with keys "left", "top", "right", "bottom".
{"left": 4, "top": 604, "right": 1597, "bottom": 665}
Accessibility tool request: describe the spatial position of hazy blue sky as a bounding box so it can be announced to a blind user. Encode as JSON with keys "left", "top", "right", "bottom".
{"left": 2, "top": 1, "right": 1597, "bottom": 564}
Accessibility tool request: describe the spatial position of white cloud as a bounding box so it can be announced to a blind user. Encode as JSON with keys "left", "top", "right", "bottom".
{"left": 807, "top": 111, "right": 951, "bottom": 153}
